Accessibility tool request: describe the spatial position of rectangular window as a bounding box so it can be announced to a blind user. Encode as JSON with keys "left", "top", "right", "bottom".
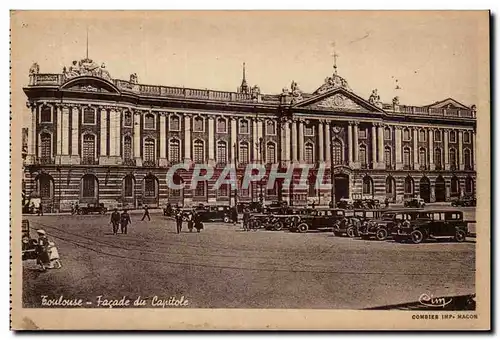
{"left": 169, "top": 116, "right": 180, "bottom": 131}
{"left": 40, "top": 107, "right": 52, "bottom": 123}
{"left": 384, "top": 128, "right": 391, "bottom": 140}
{"left": 419, "top": 130, "right": 426, "bottom": 142}
{"left": 464, "top": 131, "right": 471, "bottom": 143}
{"left": 195, "top": 181, "right": 206, "bottom": 197}
{"left": 358, "top": 128, "right": 367, "bottom": 139}
{"left": 83, "top": 108, "right": 96, "bottom": 125}
{"left": 239, "top": 120, "right": 249, "bottom": 134}
{"left": 144, "top": 114, "right": 156, "bottom": 130}
{"left": 449, "top": 131, "right": 457, "bottom": 143}
{"left": 266, "top": 121, "right": 276, "bottom": 135}
{"left": 193, "top": 117, "right": 204, "bottom": 132}
{"left": 123, "top": 112, "right": 132, "bottom": 127}
{"left": 217, "top": 119, "right": 227, "bottom": 133}
{"left": 304, "top": 125, "right": 314, "bottom": 136}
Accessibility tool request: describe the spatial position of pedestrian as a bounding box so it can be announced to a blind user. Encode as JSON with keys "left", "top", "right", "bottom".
{"left": 75, "top": 202, "right": 80, "bottom": 215}
{"left": 141, "top": 205, "right": 151, "bottom": 221}
{"left": 47, "top": 241, "right": 62, "bottom": 269}
{"left": 384, "top": 197, "right": 389, "bottom": 208}
{"left": 231, "top": 206, "right": 238, "bottom": 225}
{"left": 110, "top": 208, "right": 120, "bottom": 235}
{"left": 195, "top": 213, "right": 204, "bottom": 233}
{"left": 38, "top": 202, "right": 43, "bottom": 216}
{"left": 187, "top": 213, "right": 194, "bottom": 232}
{"left": 120, "top": 209, "right": 132, "bottom": 234}
{"left": 311, "top": 201, "right": 316, "bottom": 209}
{"left": 242, "top": 208, "right": 250, "bottom": 231}
{"left": 71, "top": 202, "right": 75, "bottom": 215}
{"left": 35, "top": 229, "right": 50, "bottom": 271}
{"left": 175, "top": 212, "right": 183, "bottom": 234}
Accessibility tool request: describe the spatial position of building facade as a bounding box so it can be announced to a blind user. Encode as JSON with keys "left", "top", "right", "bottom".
{"left": 23, "top": 57, "right": 477, "bottom": 212}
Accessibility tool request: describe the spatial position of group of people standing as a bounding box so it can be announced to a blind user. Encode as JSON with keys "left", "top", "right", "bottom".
{"left": 175, "top": 211, "right": 204, "bottom": 234}
{"left": 110, "top": 209, "right": 132, "bottom": 235}
{"left": 34, "top": 229, "right": 61, "bottom": 271}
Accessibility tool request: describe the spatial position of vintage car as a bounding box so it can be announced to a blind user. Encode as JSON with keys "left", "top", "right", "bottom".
{"left": 336, "top": 198, "right": 354, "bottom": 210}
{"left": 357, "top": 210, "right": 426, "bottom": 241}
{"left": 78, "top": 203, "right": 107, "bottom": 215}
{"left": 248, "top": 213, "right": 272, "bottom": 230}
{"left": 290, "top": 209, "right": 346, "bottom": 233}
{"left": 22, "top": 219, "right": 38, "bottom": 261}
{"left": 451, "top": 196, "right": 477, "bottom": 207}
{"left": 237, "top": 201, "right": 263, "bottom": 214}
{"left": 193, "top": 205, "right": 233, "bottom": 223}
{"left": 393, "top": 210, "right": 473, "bottom": 244}
{"left": 333, "top": 209, "right": 384, "bottom": 237}
{"left": 404, "top": 197, "right": 426, "bottom": 208}
{"left": 353, "top": 199, "right": 381, "bottom": 210}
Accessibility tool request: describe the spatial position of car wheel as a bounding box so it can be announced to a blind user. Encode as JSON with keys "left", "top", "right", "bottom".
{"left": 455, "top": 229, "right": 467, "bottom": 242}
{"left": 376, "top": 228, "right": 388, "bottom": 241}
{"left": 297, "top": 223, "right": 309, "bottom": 233}
{"left": 223, "top": 216, "right": 230, "bottom": 223}
{"left": 347, "top": 226, "right": 356, "bottom": 238}
{"left": 274, "top": 222, "right": 284, "bottom": 231}
{"left": 410, "top": 229, "right": 424, "bottom": 244}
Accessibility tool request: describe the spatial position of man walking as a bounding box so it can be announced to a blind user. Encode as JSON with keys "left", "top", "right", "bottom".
{"left": 141, "top": 205, "right": 151, "bottom": 221}
{"left": 38, "top": 202, "right": 43, "bottom": 216}
{"left": 242, "top": 208, "right": 250, "bottom": 231}
{"left": 120, "top": 209, "right": 132, "bottom": 234}
{"left": 110, "top": 208, "right": 120, "bottom": 235}
{"left": 175, "top": 212, "right": 183, "bottom": 234}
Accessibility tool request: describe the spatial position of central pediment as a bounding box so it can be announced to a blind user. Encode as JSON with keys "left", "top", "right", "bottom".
{"left": 293, "top": 87, "right": 385, "bottom": 114}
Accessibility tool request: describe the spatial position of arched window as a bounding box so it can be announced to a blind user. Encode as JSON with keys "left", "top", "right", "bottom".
{"left": 449, "top": 148, "right": 457, "bottom": 169}
{"left": 194, "top": 181, "right": 206, "bottom": 197}
{"left": 463, "top": 131, "right": 471, "bottom": 143}
{"left": 38, "top": 174, "right": 53, "bottom": 199}
{"left": 123, "top": 111, "right": 132, "bottom": 127}
{"left": 419, "top": 129, "right": 426, "bottom": 142}
{"left": 83, "top": 107, "right": 95, "bottom": 125}
{"left": 40, "top": 132, "right": 52, "bottom": 161}
{"left": 362, "top": 176, "right": 373, "bottom": 195}
{"left": 193, "top": 140, "right": 205, "bottom": 163}
{"left": 218, "top": 184, "right": 229, "bottom": 197}
{"left": 384, "top": 127, "right": 391, "bottom": 140}
{"left": 304, "top": 142, "right": 314, "bottom": 164}
{"left": 216, "top": 141, "right": 227, "bottom": 164}
{"left": 403, "top": 147, "right": 411, "bottom": 169}
{"left": 143, "top": 138, "right": 156, "bottom": 164}
{"left": 307, "top": 176, "right": 316, "bottom": 197}
{"left": 82, "top": 134, "right": 96, "bottom": 164}
{"left": 239, "top": 142, "right": 249, "bottom": 164}
{"left": 434, "top": 148, "right": 442, "bottom": 169}
{"left": 434, "top": 130, "right": 441, "bottom": 142}
{"left": 464, "top": 149, "right": 472, "bottom": 170}
{"left": 384, "top": 146, "right": 392, "bottom": 168}
{"left": 403, "top": 128, "right": 411, "bottom": 141}
{"left": 266, "top": 120, "right": 276, "bottom": 135}
{"left": 404, "top": 176, "right": 414, "bottom": 194}
{"left": 169, "top": 139, "right": 180, "bottom": 163}
{"left": 144, "top": 175, "right": 157, "bottom": 197}
{"left": 332, "top": 139, "right": 342, "bottom": 165}
{"left": 123, "top": 135, "right": 132, "bottom": 160}
{"left": 266, "top": 143, "right": 276, "bottom": 164}
{"left": 465, "top": 176, "right": 474, "bottom": 194}
{"left": 144, "top": 113, "right": 155, "bottom": 130}
{"left": 193, "top": 116, "right": 204, "bottom": 132}
{"left": 451, "top": 176, "right": 459, "bottom": 194}
{"left": 217, "top": 118, "right": 227, "bottom": 133}
{"left": 40, "top": 106, "right": 52, "bottom": 123}
{"left": 82, "top": 174, "right": 97, "bottom": 198}
{"left": 419, "top": 148, "right": 427, "bottom": 167}
{"left": 385, "top": 176, "right": 395, "bottom": 194}
{"left": 449, "top": 130, "right": 457, "bottom": 143}
{"left": 169, "top": 115, "right": 180, "bottom": 131}
{"left": 239, "top": 119, "right": 249, "bottom": 134}
{"left": 123, "top": 175, "right": 134, "bottom": 198}
{"left": 359, "top": 145, "right": 367, "bottom": 167}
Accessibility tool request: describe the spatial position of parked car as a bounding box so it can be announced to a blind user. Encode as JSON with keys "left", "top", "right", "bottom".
{"left": 353, "top": 199, "right": 381, "bottom": 209}
{"left": 237, "top": 201, "right": 263, "bottom": 213}
{"left": 337, "top": 198, "right": 354, "bottom": 210}
{"left": 333, "top": 209, "right": 384, "bottom": 237}
{"left": 194, "top": 205, "right": 233, "bottom": 223}
{"left": 79, "top": 203, "right": 107, "bottom": 215}
{"left": 404, "top": 197, "right": 426, "bottom": 208}
{"left": 451, "top": 197, "right": 476, "bottom": 207}
{"left": 290, "top": 209, "right": 346, "bottom": 233}
{"left": 393, "top": 210, "right": 474, "bottom": 244}
{"left": 357, "top": 210, "right": 426, "bottom": 241}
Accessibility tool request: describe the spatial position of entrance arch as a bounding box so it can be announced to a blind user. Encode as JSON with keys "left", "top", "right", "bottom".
{"left": 385, "top": 176, "right": 396, "bottom": 202}
{"left": 419, "top": 176, "right": 431, "bottom": 203}
{"left": 435, "top": 175, "right": 446, "bottom": 202}
{"left": 334, "top": 174, "right": 349, "bottom": 202}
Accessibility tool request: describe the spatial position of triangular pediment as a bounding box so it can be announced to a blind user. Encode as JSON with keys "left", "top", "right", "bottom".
{"left": 294, "top": 87, "right": 385, "bottom": 113}
{"left": 426, "top": 98, "right": 470, "bottom": 110}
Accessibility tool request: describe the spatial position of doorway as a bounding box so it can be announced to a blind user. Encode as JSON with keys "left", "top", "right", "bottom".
{"left": 419, "top": 176, "right": 431, "bottom": 203}
{"left": 334, "top": 174, "right": 349, "bottom": 202}
{"left": 435, "top": 175, "right": 446, "bottom": 202}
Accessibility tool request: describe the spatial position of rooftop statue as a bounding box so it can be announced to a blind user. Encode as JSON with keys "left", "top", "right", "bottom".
{"left": 29, "top": 62, "right": 40, "bottom": 75}
{"left": 392, "top": 96, "right": 400, "bottom": 106}
{"left": 129, "top": 73, "right": 138, "bottom": 84}
{"left": 62, "top": 58, "right": 112, "bottom": 81}
{"left": 314, "top": 73, "right": 351, "bottom": 95}
{"left": 290, "top": 80, "right": 303, "bottom": 104}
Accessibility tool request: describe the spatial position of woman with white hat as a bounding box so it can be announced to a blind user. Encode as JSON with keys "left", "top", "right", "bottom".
{"left": 35, "top": 229, "right": 50, "bottom": 271}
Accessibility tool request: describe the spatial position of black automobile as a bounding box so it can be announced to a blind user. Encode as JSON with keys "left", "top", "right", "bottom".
{"left": 394, "top": 210, "right": 473, "bottom": 244}
{"left": 194, "top": 205, "right": 233, "bottom": 223}
{"left": 357, "top": 210, "right": 425, "bottom": 241}
{"left": 290, "top": 209, "right": 346, "bottom": 233}
{"left": 451, "top": 197, "right": 476, "bottom": 207}
{"left": 79, "top": 203, "right": 107, "bottom": 215}
{"left": 336, "top": 198, "right": 354, "bottom": 210}
{"left": 333, "top": 209, "right": 384, "bottom": 237}
{"left": 237, "top": 201, "right": 263, "bottom": 214}
{"left": 353, "top": 199, "right": 381, "bottom": 210}
{"left": 404, "top": 197, "right": 426, "bottom": 208}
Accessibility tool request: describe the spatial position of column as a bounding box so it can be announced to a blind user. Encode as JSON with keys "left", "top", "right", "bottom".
{"left": 115, "top": 109, "right": 121, "bottom": 157}
{"left": 291, "top": 120, "right": 298, "bottom": 163}
{"left": 395, "top": 126, "right": 402, "bottom": 170}
{"left": 324, "top": 122, "right": 331, "bottom": 164}
{"left": 133, "top": 111, "right": 141, "bottom": 164}
{"left": 444, "top": 130, "right": 449, "bottom": 170}
{"left": 257, "top": 120, "right": 263, "bottom": 162}
{"left": 62, "top": 106, "right": 70, "bottom": 156}
{"left": 56, "top": 104, "right": 62, "bottom": 156}
{"left": 413, "top": 128, "right": 419, "bottom": 169}
{"left": 353, "top": 123, "right": 359, "bottom": 165}
{"left": 347, "top": 123, "right": 353, "bottom": 165}
{"left": 298, "top": 120, "right": 304, "bottom": 162}
{"left": 371, "top": 125, "right": 377, "bottom": 166}
{"left": 429, "top": 129, "right": 434, "bottom": 170}
{"left": 109, "top": 109, "right": 116, "bottom": 157}
{"left": 231, "top": 118, "right": 237, "bottom": 163}
{"left": 377, "top": 124, "right": 384, "bottom": 168}
{"left": 100, "top": 108, "right": 107, "bottom": 157}
{"left": 472, "top": 131, "right": 476, "bottom": 170}
{"left": 285, "top": 121, "right": 291, "bottom": 162}
{"left": 184, "top": 115, "right": 191, "bottom": 161}
{"left": 71, "top": 107, "right": 79, "bottom": 158}
{"left": 458, "top": 130, "right": 464, "bottom": 170}
{"left": 208, "top": 117, "right": 215, "bottom": 163}
{"left": 27, "top": 103, "right": 36, "bottom": 162}
{"left": 318, "top": 121, "right": 324, "bottom": 162}
{"left": 252, "top": 119, "right": 258, "bottom": 162}
{"left": 159, "top": 113, "right": 167, "bottom": 166}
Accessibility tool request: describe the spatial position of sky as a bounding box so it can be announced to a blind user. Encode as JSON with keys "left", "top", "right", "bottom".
{"left": 11, "top": 11, "right": 488, "bottom": 127}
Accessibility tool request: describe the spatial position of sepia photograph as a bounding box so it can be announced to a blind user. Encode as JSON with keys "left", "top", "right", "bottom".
{"left": 10, "top": 10, "right": 490, "bottom": 330}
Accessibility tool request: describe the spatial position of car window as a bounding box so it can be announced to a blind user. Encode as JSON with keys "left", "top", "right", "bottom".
{"left": 366, "top": 212, "right": 374, "bottom": 218}
{"left": 433, "top": 213, "right": 443, "bottom": 220}
{"left": 382, "top": 213, "right": 394, "bottom": 220}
